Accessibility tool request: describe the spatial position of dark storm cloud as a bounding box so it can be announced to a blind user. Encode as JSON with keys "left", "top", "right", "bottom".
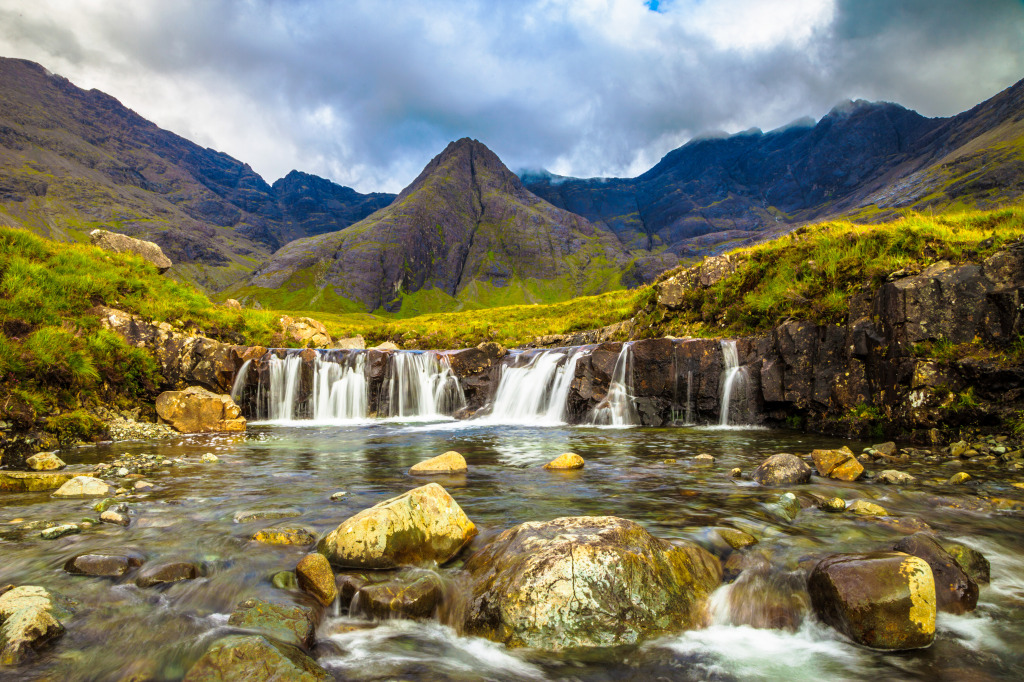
{"left": 0, "top": 1, "right": 1021, "bottom": 192}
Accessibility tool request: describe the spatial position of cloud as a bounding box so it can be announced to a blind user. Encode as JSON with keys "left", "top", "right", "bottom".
{"left": 0, "top": 0, "right": 1021, "bottom": 193}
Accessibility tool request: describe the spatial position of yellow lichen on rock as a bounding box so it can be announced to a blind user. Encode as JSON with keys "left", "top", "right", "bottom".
{"left": 900, "top": 555, "right": 937, "bottom": 636}
{"left": 543, "top": 453, "right": 585, "bottom": 470}
{"left": 410, "top": 451, "right": 467, "bottom": 475}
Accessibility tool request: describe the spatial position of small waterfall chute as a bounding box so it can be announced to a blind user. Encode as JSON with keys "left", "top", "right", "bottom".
{"left": 718, "top": 340, "right": 747, "bottom": 426}
{"left": 312, "top": 352, "right": 369, "bottom": 421}
{"left": 385, "top": 351, "right": 465, "bottom": 420}
{"left": 230, "top": 359, "right": 251, "bottom": 404}
{"left": 486, "top": 348, "right": 587, "bottom": 425}
{"left": 590, "top": 343, "right": 639, "bottom": 427}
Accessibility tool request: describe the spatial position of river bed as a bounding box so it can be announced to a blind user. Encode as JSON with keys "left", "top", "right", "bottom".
{"left": 2, "top": 421, "right": 1023, "bottom": 681}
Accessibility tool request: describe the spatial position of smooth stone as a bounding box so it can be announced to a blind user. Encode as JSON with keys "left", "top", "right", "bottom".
{"left": 25, "top": 452, "right": 66, "bottom": 471}
{"left": 295, "top": 554, "right": 337, "bottom": 607}
{"left": 410, "top": 451, "right": 468, "bottom": 475}
{"left": 133, "top": 481, "right": 154, "bottom": 491}
{"left": 182, "top": 635, "right": 330, "bottom": 681}
{"left": 329, "top": 491, "right": 347, "bottom": 501}
{"left": 877, "top": 470, "right": 917, "bottom": 485}
{"left": 200, "top": 453, "right": 219, "bottom": 463}
{"left": 715, "top": 527, "right": 757, "bottom": 549}
{"left": 318, "top": 483, "right": 476, "bottom": 569}
{"left": 100, "top": 510, "right": 130, "bottom": 527}
{"left": 809, "top": 552, "right": 935, "bottom": 650}
{"left": 252, "top": 526, "right": 318, "bottom": 546}
{"left": 847, "top": 500, "right": 889, "bottom": 516}
{"left": 893, "top": 533, "right": 978, "bottom": 614}
{"left": 949, "top": 441, "right": 968, "bottom": 457}
{"left": 462, "top": 515, "right": 721, "bottom": 650}
{"left": 227, "top": 599, "right": 317, "bottom": 649}
{"left": 272, "top": 571, "right": 298, "bottom": 591}
{"left": 938, "top": 541, "right": 991, "bottom": 585}
{"left": 0, "top": 586, "right": 66, "bottom": 665}
{"left": 820, "top": 496, "right": 847, "bottom": 513}
{"left": 40, "top": 524, "right": 80, "bottom": 540}
{"left": 873, "top": 442, "right": 897, "bottom": 457}
{"left": 948, "top": 472, "right": 972, "bottom": 485}
{"left": 752, "top": 454, "right": 812, "bottom": 486}
{"left": 52, "top": 476, "right": 111, "bottom": 498}
{"left": 543, "top": 453, "right": 585, "bottom": 470}
{"left": 767, "top": 492, "right": 801, "bottom": 523}
{"left": 0, "top": 471, "right": 79, "bottom": 493}
{"left": 135, "top": 562, "right": 200, "bottom": 588}
{"left": 693, "top": 454, "right": 716, "bottom": 465}
{"left": 356, "top": 575, "right": 442, "bottom": 620}
{"left": 155, "top": 387, "right": 245, "bottom": 434}
{"left": 233, "top": 509, "right": 302, "bottom": 524}
{"left": 64, "top": 553, "right": 143, "bottom": 578}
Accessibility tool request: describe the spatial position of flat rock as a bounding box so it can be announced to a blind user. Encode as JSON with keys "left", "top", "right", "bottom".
{"left": 0, "top": 471, "right": 79, "bottom": 493}
{"left": 100, "top": 510, "right": 130, "bottom": 527}
{"left": 40, "top": 524, "right": 81, "bottom": 540}
{"left": 233, "top": 509, "right": 302, "bottom": 524}
{"left": 877, "top": 470, "right": 917, "bottom": 485}
{"left": 183, "top": 635, "right": 330, "bottom": 681}
{"left": 543, "top": 453, "right": 585, "bottom": 470}
{"left": 252, "top": 526, "right": 317, "bottom": 546}
{"left": 752, "top": 454, "right": 812, "bottom": 486}
{"left": 318, "top": 483, "right": 476, "bottom": 569}
{"left": 847, "top": 499, "right": 888, "bottom": 516}
{"left": 409, "top": 451, "right": 467, "bottom": 475}
{"left": 135, "top": 562, "right": 200, "bottom": 588}
{"left": 0, "top": 586, "right": 65, "bottom": 665}
{"left": 64, "top": 553, "right": 143, "bottom": 578}
{"left": 227, "top": 599, "right": 317, "bottom": 649}
{"left": 52, "top": 476, "right": 111, "bottom": 498}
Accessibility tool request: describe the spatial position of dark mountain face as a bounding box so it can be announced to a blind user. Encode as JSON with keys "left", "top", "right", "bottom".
{"left": 245, "top": 138, "right": 629, "bottom": 313}
{"left": 0, "top": 57, "right": 395, "bottom": 290}
{"left": 525, "top": 80, "right": 1024, "bottom": 257}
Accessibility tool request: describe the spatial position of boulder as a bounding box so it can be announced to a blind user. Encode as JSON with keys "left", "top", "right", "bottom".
{"left": 356, "top": 574, "right": 442, "bottom": 620}
{"left": 0, "top": 586, "right": 65, "bottom": 665}
{"left": 223, "top": 299, "right": 242, "bottom": 310}
{"left": 0, "top": 471, "right": 80, "bottom": 493}
{"left": 135, "top": 562, "right": 200, "bottom": 588}
{"left": 183, "top": 635, "right": 330, "bottom": 681}
{"left": 877, "top": 470, "right": 916, "bottom": 485}
{"left": 317, "top": 483, "right": 476, "bottom": 569}
{"left": 90, "top": 229, "right": 172, "bottom": 273}
{"left": 279, "top": 316, "right": 332, "bottom": 349}
{"left": 811, "top": 449, "right": 865, "bottom": 482}
{"left": 409, "top": 451, "right": 467, "bottom": 475}
{"left": 462, "top": 516, "right": 721, "bottom": 650}
{"left": 892, "top": 533, "right": 978, "bottom": 614}
{"left": 295, "top": 554, "right": 337, "bottom": 607}
{"left": 331, "top": 336, "right": 366, "bottom": 350}
{"left": 155, "top": 386, "right": 246, "bottom": 433}
{"left": 937, "top": 541, "right": 990, "bottom": 585}
{"left": 809, "top": 552, "right": 935, "bottom": 650}
{"left": 543, "top": 453, "right": 585, "bottom": 470}
{"left": 24, "top": 452, "right": 65, "bottom": 471}
{"left": 64, "top": 553, "right": 144, "bottom": 578}
{"left": 52, "top": 476, "right": 112, "bottom": 498}
{"left": 752, "top": 453, "right": 812, "bottom": 486}
{"left": 227, "top": 599, "right": 317, "bottom": 649}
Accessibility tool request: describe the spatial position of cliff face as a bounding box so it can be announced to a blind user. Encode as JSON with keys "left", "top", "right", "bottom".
{"left": 246, "top": 138, "right": 629, "bottom": 313}
{"left": 0, "top": 58, "right": 394, "bottom": 290}
{"left": 524, "top": 79, "right": 1024, "bottom": 261}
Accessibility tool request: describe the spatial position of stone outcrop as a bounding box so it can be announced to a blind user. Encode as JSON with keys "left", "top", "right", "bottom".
{"left": 462, "top": 516, "right": 721, "bottom": 650}
{"left": 318, "top": 483, "right": 476, "bottom": 569}
{"left": 155, "top": 387, "right": 245, "bottom": 433}
{"left": 0, "top": 586, "right": 66, "bottom": 665}
{"left": 90, "top": 229, "right": 172, "bottom": 273}
{"left": 0, "top": 471, "right": 82, "bottom": 493}
{"left": 808, "top": 552, "right": 936, "bottom": 650}
{"left": 279, "top": 316, "right": 332, "bottom": 349}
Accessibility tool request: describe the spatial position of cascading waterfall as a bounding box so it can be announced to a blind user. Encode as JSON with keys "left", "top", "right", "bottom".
{"left": 385, "top": 352, "right": 464, "bottom": 420}
{"left": 719, "top": 340, "right": 745, "bottom": 426}
{"left": 311, "top": 353, "right": 368, "bottom": 421}
{"left": 685, "top": 369, "right": 694, "bottom": 425}
{"left": 230, "top": 359, "right": 251, "bottom": 404}
{"left": 591, "top": 343, "right": 639, "bottom": 427}
{"left": 487, "top": 348, "right": 586, "bottom": 424}
{"left": 262, "top": 353, "right": 304, "bottom": 421}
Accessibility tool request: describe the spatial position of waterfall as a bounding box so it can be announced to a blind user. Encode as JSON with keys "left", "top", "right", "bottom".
{"left": 685, "top": 369, "right": 694, "bottom": 425}
{"left": 591, "top": 343, "right": 639, "bottom": 427}
{"left": 719, "top": 340, "right": 745, "bottom": 426}
{"left": 264, "top": 353, "right": 304, "bottom": 421}
{"left": 487, "top": 348, "right": 586, "bottom": 424}
{"left": 311, "top": 353, "right": 368, "bottom": 421}
{"left": 230, "top": 359, "right": 251, "bottom": 404}
{"left": 385, "top": 352, "right": 464, "bottom": 420}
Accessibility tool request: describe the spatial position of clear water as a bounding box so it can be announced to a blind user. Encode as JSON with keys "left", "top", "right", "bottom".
{"left": 2, "top": 421, "right": 1023, "bottom": 681}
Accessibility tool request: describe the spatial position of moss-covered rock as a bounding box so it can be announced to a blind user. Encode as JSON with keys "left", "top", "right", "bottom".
{"left": 226, "top": 599, "right": 316, "bottom": 649}
{"left": 183, "top": 635, "right": 330, "bottom": 681}
{"left": 462, "top": 515, "right": 721, "bottom": 650}
{"left": 295, "top": 554, "right": 336, "bottom": 607}
{"left": 0, "top": 471, "right": 80, "bottom": 493}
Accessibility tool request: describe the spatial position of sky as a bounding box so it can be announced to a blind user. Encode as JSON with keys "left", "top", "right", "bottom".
{"left": 0, "top": 0, "right": 1022, "bottom": 194}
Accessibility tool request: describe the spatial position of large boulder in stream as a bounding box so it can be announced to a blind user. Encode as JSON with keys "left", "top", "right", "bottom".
{"left": 752, "top": 453, "right": 812, "bottom": 486}
{"left": 808, "top": 552, "right": 936, "bottom": 650}
{"left": 892, "top": 533, "right": 978, "bottom": 614}
{"left": 317, "top": 483, "right": 477, "bottom": 569}
{"left": 183, "top": 635, "right": 330, "bottom": 681}
{"left": 155, "top": 386, "right": 246, "bottom": 433}
{"left": 0, "top": 586, "right": 66, "bottom": 665}
{"left": 462, "top": 516, "right": 722, "bottom": 650}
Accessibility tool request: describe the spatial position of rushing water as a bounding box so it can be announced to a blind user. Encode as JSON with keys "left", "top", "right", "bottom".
{"left": 2, "top": 420, "right": 1024, "bottom": 681}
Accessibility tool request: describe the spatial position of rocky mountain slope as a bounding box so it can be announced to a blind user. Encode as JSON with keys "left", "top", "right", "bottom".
{"left": 524, "top": 78, "right": 1024, "bottom": 263}
{"left": 0, "top": 57, "right": 394, "bottom": 291}
{"left": 240, "top": 138, "right": 629, "bottom": 313}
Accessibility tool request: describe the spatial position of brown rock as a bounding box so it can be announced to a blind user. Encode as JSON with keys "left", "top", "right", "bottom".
{"left": 90, "top": 229, "right": 172, "bottom": 273}
{"left": 752, "top": 453, "right": 812, "bottom": 486}
{"left": 892, "top": 533, "right": 978, "bottom": 614}
{"left": 155, "top": 386, "right": 246, "bottom": 433}
{"left": 279, "top": 316, "right": 332, "bottom": 349}
{"left": 811, "top": 449, "right": 865, "bottom": 482}
{"left": 64, "top": 553, "right": 143, "bottom": 577}
{"left": 543, "top": 453, "right": 585, "bottom": 470}
{"left": 296, "top": 554, "right": 337, "bottom": 607}
{"left": 356, "top": 575, "right": 442, "bottom": 620}
{"left": 135, "top": 562, "right": 200, "bottom": 588}
{"left": 223, "top": 299, "right": 242, "bottom": 310}
{"left": 409, "top": 451, "right": 467, "bottom": 475}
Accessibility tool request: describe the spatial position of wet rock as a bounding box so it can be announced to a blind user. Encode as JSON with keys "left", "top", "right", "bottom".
{"left": 723, "top": 558, "right": 809, "bottom": 631}
{"left": 892, "top": 533, "right": 978, "bottom": 614}
{"left": 329, "top": 491, "right": 347, "bottom": 501}
{"left": 752, "top": 453, "right": 812, "bottom": 486}
{"left": 63, "top": 553, "right": 143, "bottom": 578}
{"left": 252, "top": 526, "right": 318, "bottom": 547}
{"left": 52, "top": 476, "right": 111, "bottom": 498}
{"left": 877, "top": 470, "right": 917, "bottom": 485}
{"left": 356, "top": 574, "right": 442, "bottom": 620}
{"left": 156, "top": 387, "right": 246, "bottom": 434}
{"left": 808, "top": 552, "right": 936, "bottom": 650}
{"left": 100, "top": 510, "right": 130, "bottom": 527}
{"left": 873, "top": 442, "right": 897, "bottom": 457}
{"left": 133, "top": 481, "right": 154, "bottom": 491}
{"left": 729, "top": 467, "right": 742, "bottom": 477}
{"left": 771, "top": 492, "right": 802, "bottom": 522}
{"left": 200, "top": 453, "right": 219, "bottom": 463}
{"left": 227, "top": 599, "right": 317, "bottom": 649}
{"left": 318, "top": 483, "right": 476, "bottom": 569}
{"left": 948, "top": 472, "right": 972, "bottom": 485}
{"left": 693, "top": 454, "right": 716, "bottom": 465}
{"left": 542, "top": 453, "right": 585, "bottom": 470}
{"left": 183, "top": 634, "right": 330, "bottom": 681}
{"left": 25, "top": 452, "right": 65, "bottom": 471}
{"left": 272, "top": 571, "right": 298, "bottom": 591}
{"left": 847, "top": 499, "right": 888, "bottom": 516}
{"left": 463, "top": 515, "right": 721, "bottom": 650}
{"left": 937, "top": 541, "right": 990, "bottom": 585}
{"left": 714, "top": 527, "right": 757, "bottom": 550}
{"left": 90, "top": 229, "right": 172, "bottom": 273}
{"left": 949, "top": 441, "right": 969, "bottom": 458}
{"left": 233, "top": 509, "right": 301, "bottom": 524}
{"left": 409, "top": 451, "right": 467, "bottom": 475}
{"left": 812, "top": 495, "right": 847, "bottom": 513}
{"left": 135, "top": 562, "right": 200, "bottom": 588}
{"left": 811, "top": 449, "right": 865, "bottom": 482}
{"left": 0, "top": 471, "right": 80, "bottom": 493}
{"left": 295, "top": 554, "right": 337, "bottom": 607}
{"left": 0, "top": 586, "right": 66, "bottom": 665}
{"left": 40, "top": 524, "right": 81, "bottom": 540}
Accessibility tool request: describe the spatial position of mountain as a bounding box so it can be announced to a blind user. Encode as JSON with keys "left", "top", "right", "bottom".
{"left": 0, "top": 57, "right": 395, "bottom": 290}
{"left": 523, "top": 78, "right": 1024, "bottom": 259}
{"left": 238, "top": 138, "right": 629, "bottom": 314}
